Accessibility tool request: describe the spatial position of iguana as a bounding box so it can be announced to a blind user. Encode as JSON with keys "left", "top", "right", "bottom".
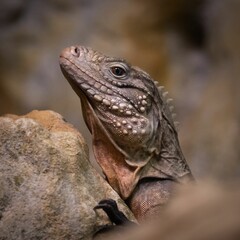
{"left": 59, "top": 45, "right": 194, "bottom": 222}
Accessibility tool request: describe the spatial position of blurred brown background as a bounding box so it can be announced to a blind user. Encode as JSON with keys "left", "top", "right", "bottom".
{"left": 0, "top": 0, "right": 239, "bottom": 181}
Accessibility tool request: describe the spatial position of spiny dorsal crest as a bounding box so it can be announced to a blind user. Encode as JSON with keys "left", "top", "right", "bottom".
{"left": 154, "top": 80, "right": 179, "bottom": 131}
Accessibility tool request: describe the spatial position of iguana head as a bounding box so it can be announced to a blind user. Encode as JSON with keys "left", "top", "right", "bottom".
{"left": 60, "top": 46, "right": 187, "bottom": 198}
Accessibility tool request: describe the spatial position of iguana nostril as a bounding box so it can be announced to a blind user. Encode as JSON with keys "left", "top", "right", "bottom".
{"left": 72, "top": 46, "right": 80, "bottom": 57}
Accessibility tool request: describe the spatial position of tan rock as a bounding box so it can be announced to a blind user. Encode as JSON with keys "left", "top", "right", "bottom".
{"left": 0, "top": 110, "right": 135, "bottom": 240}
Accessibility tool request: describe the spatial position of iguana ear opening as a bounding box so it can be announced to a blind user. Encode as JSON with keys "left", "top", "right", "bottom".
{"left": 80, "top": 95, "right": 140, "bottom": 199}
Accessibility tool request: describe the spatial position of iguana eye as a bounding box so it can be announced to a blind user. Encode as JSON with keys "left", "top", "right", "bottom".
{"left": 110, "top": 66, "right": 127, "bottom": 78}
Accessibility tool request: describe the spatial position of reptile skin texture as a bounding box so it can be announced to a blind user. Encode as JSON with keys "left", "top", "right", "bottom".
{"left": 60, "top": 45, "right": 194, "bottom": 221}
{"left": 127, "top": 179, "right": 175, "bottom": 221}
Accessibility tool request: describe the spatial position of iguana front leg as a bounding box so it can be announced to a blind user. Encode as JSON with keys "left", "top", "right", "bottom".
{"left": 127, "top": 178, "right": 175, "bottom": 221}
{"left": 60, "top": 45, "right": 194, "bottom": 221}
{"left": 94, "top": 180, "right": 176, "bottom": 223}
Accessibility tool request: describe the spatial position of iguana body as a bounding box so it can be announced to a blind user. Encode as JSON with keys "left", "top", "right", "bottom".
{"left": 60, "top": 46, "right": 193, "bottom": 221}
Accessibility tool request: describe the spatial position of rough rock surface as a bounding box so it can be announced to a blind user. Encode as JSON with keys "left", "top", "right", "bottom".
{"left": 0, "top": 110, "right": 135, "bottom": 240}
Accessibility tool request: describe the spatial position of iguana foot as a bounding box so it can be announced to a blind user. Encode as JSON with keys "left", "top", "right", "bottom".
{"left": 94, "top": 199, "right": 136, "bottom": 225}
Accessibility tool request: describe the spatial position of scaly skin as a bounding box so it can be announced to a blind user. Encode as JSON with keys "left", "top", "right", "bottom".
{"left": 59, "top": 45, "right": 194, "bottom": 221}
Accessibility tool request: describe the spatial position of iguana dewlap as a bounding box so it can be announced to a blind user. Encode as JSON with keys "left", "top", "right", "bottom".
{"left": 60, "top": 45, "right": 194, "bottom": 221}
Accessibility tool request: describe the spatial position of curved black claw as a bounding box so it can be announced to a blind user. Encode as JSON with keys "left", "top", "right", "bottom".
{"left": 94, "top": 199, "right": 136, "bottom": 226}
